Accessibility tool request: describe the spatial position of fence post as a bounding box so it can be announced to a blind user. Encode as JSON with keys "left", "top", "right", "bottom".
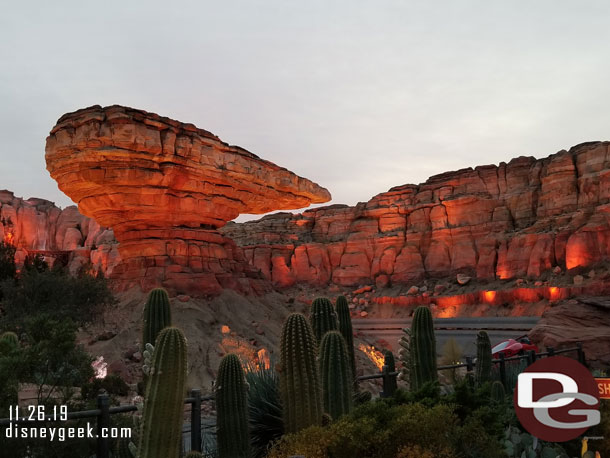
{"left": 527, "top": 350, "right": 536, "bottom": 365}
{"left": 465, "top": 356, "right": 473, "bottom": 374}
{"left": 499, "top": 353, "right": 506, "bottom": 388}
{"left": 576, "top": 342, "right": 586, "bottom": 365}
{"left": 380, "top": 365, "right": 392, "bottom": 398}
{"left": 190, "top": 389, "right": 202, "bottom": 452}
{"left": 547, "top": 347, "right": 554, "bottom": 357}
{"left": 96, "top": 393, "right": 110, "bottom": 458}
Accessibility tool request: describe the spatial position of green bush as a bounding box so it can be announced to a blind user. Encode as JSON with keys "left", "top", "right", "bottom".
{"left": 268, "top": 399, "right": 504, "bottom": 458}
{"left": 80, "top": 374, "right": 130, "bottom": 401}
{"left": 0, "top": 263, "right": 114, "bottom": 327}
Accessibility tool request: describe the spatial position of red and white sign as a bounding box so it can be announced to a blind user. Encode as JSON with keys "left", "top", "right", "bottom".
{"left": 597, "top": 378, "right": 610, "bottom": 399}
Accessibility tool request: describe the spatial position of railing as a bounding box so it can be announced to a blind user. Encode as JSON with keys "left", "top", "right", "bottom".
{"left": 0, "top": 389, "right": 213, "bottom": 458}
{"left": 357, "top": 343, "right": 586, "bottom": 398}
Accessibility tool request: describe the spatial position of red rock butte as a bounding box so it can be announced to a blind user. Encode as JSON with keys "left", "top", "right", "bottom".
{"left": 45, "top": 105, "right": 331, "bottom": 295}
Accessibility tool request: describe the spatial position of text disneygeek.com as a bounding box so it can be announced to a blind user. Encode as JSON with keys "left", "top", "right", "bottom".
{"left": 3, "top": 423, "right": 131, "bottom": 441}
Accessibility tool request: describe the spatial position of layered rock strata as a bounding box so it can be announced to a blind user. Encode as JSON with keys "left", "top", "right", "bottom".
{"left": 0, "top": 190, "right": 119, "bottom": 274}
{"left": 223, "top": 142, "right": 610, "bottom": 288}
{"left": 45, "top": 105, "right": 331, "bottom": 295}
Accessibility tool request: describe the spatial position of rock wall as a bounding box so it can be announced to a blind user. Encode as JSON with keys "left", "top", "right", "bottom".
{"left": 0, "top": 190, "right": 119, "bottom": 274}
{"left": 44, "top": 105, "right": 330, "bottom": 295}
{"left": 222, "top": 142, "right": 610, "bottom": 288}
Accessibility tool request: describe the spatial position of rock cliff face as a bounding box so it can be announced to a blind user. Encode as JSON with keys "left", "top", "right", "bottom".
{"left": 45, "top": 105, "right": 330, "bottom": 295}
{"left": 223, "top": 142, "right": 610, "bottom": 288}
{"left": 0, "top": 190, "right": 119, "bottom": 274}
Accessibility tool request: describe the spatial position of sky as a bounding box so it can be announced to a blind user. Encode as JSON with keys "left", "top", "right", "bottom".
{"left": 1, "top": 1, "right": 610, "bottom": 222}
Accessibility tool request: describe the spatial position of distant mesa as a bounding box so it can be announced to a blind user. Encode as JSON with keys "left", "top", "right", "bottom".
{"left": 45, "top": 105, "right": 331, "bottom": 295}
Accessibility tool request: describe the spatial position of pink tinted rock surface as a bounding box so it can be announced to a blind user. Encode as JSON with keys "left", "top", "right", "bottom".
{"left": 0, "top": 190, "right": 119, "bottom": 274}
{"left": 45, "top": 105, "right": 330, "bottom": 295}
{"left": 223, "top": 142, "right": 610, "bottom": 288}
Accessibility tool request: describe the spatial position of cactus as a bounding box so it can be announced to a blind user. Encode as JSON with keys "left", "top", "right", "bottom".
{"left": 475, "top": 330, "right": 492, "bottom": 384}
{"left": 114, "top": 438, "right": 135, "bottom": 458}
{"left": 335, "top": 295, "right": 356, "bottom": 381}
{"left": 409, "top": 306, "right": 437, "bottom": 391}
{"left": 216, "top": 353, "right": 250, "bottom": 458}
{"left": 319, "top": 331, "right": 353, "bottom": 420}
{"left": 309, "top": 297, "right": 338, "bottom": 344}
{"left": 383, "top": 350, "right": 398, "bottom": 396}
{"left": 397, "top": 327, "right": 411, "bottom": 387}
{"left": 137, "top": 327, "right": 187, "bottom": 458}
{"left": 490, "top": 380, "right": 505, "bottom": 403}
{"left": 280, "top": 313, "right": 322, "bottom": 433}
{"left": 0, "top": 331, "right": 18, "bottom": 349}
{"left": 142, "top": 288, "right": 172, "bottom": 351}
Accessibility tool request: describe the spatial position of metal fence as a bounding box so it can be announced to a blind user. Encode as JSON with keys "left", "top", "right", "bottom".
{"left": 357, "top": 343, "right": 586, "bottom": 398}
{"left": 0, "top": 389, "right": 212, "bottom": 458}
{"left": 0, "top": 344, "right": 586, "bottom": 456}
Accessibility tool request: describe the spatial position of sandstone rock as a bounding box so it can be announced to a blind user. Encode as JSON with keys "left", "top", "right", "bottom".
{"left": 45, "top": 105, "right": 330, "bottom": 295}
{"left": 434, "top": 284, "right": 446, "bottom": 295}
{"left": 456, "top": 273, "right": 471, "bottom": 286}
{"left": 515, "top": 278, "right": 525, "bottom": 286}
{"left": 573, "top": 275, "right": 584, "bottom": 285}
{"left": 353, "top": 285, "right": 373, "bottom": 295}
{"left": 529, "top": 298, "right": 610, "bottom": 368}
{"left": 360, "top": 311, "right": 368, "bottom": 318}
{"left": 375, "top": 274, "right": 390, "bottom": 289}
{"left": 534, "top": 281, "right": 543, "bottom": 286}
{"left": 223, "top": 142, "right": 610, "bottom": 288}
{"left": 177, "top": 295, "right": 190, "bottom": 302}
{"left": 407, "top": 285, "right": 419, "bottom": 295}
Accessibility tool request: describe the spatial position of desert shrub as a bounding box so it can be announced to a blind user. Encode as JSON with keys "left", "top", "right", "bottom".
{"left": 245, "top": 363, "right": 283, "bottom": 458}
{"left": 81, "top": 374, "right": 130, "bottom": 401}
{"left": 0, "top": 241, "right": 16, "bottom": 283}
{"left": 0, "top": 263, "right": 114, "bottom": 327}
{"left": 396, "top": 444, "right": 457, "bottom": 458}
{"left": 268, "top": 400, "right": 501, "bottom": 458}
{"left": 16, "top": 315, "right": 94, "bottom": 403}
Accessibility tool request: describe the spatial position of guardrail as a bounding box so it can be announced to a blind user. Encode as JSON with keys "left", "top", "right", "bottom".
{"left": 0, "top": 389, "right": 212, "bottom": 458}
{"left": 357, "top": 343, "right": 586, "bottom": 398}
{"left": 352, "top": 317, "right": 539, "bottom": 331}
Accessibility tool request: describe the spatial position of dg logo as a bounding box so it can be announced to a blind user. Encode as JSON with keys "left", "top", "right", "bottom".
{"left": 514, "top": 356, "right": 601, "bottom": 442}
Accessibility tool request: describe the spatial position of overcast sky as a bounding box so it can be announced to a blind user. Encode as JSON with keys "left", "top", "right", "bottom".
{"left": 2, "top": 1, "right": 609, "bottom": 221}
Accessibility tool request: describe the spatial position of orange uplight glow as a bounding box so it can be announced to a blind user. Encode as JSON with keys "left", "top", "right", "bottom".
{"left": 484, "top": 290, "right": 496, "bottom": 303}
{"left": 3, "top": 232, "right": 14, "bottom": 244}
{"left": 221, "top": 325, "right": 231, "bottom": 334}
{"left": 549, "top": 287, "right": 559, "bottom": 300}
{"left": 256, "top": 348, "right": 271, "bottom": 370}
{"left": 358, "top": 344, "right": 385, "bottom": 371}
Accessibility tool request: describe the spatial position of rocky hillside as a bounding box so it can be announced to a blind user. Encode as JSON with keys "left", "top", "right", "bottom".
{"left": 0, "top": 190, "right": 119, "bottom": 274}
{"left": 223, "top": 141, "right": 610, "bottom": 289}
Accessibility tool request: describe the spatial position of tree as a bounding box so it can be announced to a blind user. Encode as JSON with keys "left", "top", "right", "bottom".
{"left": 0, "top": 241, "right": 16, "bottom": 282}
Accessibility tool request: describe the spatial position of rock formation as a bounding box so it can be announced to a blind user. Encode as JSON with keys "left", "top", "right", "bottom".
{"left": 45, "top": 105, "right": 331, "bottom": 295}
{"left": 0, "top": 190, "right": 119, "bottom": 274}
{"left": 529, "top": 297, "right": 610, "bottom": 367}
{"left": 223, "top": 142, "right": 610, "bottom": 288}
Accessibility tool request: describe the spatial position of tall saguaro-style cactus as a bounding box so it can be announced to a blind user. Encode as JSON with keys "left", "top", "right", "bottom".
{"left": 280, "top": 313, "right": 322, "bottom": 433}
{"left": 216, "top": 354, "right": 250, "bottom": 458}
{"left": 410, "top": 306, "right": 437, "bottom": 391}
{"left": 142, "top": 288, "right": 172, "bottom": 351}
{"left": 309, "top": 297, "right": 338, "bottom": 344}
{"left": 319, "top": 331, "right": 353, "bottom": 420}
{"left": 137, "top": 327, "right": 187, "bottom": 458}
{"left": 335, "top": 295, "right": 356, "bottom": 380}
{"left": 475, "top": 330, "right": 492, "bottom": 384}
